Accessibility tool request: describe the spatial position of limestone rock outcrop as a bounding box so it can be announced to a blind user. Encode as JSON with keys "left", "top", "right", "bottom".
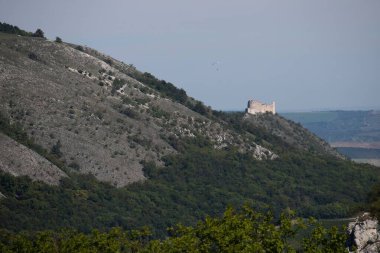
{"left": 347, "top": 213, "right": 380, "bottom": 253}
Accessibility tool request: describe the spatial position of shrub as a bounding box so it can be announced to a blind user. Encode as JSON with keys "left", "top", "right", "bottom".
{"left": 104, "top": 58, "right": 113, "bottom": 66}
{"left": 50, "top": 140, "right": 62, "bottom": 157}
{"left": 149, "top": 106, "right": 170, "bottom": 119}
{"left": 0, "top": 22, "right": 32, "bottom": 36}
{"left": 28, "top": 52, "right": 38, "bottom": 61}
{"left": 75, "top": 45, "right": 84, "bottom": 52}
{"left": 127, "top": 72, "right": 188, "bottom": 104}
{"left": 32, "top": 28, "right": 45, "bottom": 38}
{"left": 120, "top": 108, "right": 139, "bottom": 119}
{"left": 111, "top": 78, "right": 125, "bottom": 95}
{"left": 55, "top": 37, "right": 62, "bottom": 43}
{"left": 68, "top": 162, "right": 80, "bottom": 170}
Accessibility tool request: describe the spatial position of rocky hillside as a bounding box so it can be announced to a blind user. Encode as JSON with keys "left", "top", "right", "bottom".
{"left": 0, "top": 133, "right": 66, "bottom": 185}
{"left": 243, "top": 113, "right": 343, "bottom": 158}
{"left": 0, "top": 26, "right": 379, "bottom": 236}
{"left": 0, "top": 32, "right": 279, "bottom": 187}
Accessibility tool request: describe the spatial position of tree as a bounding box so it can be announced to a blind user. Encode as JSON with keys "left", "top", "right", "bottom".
{"left": 32, "top": 28, "right": 45, "bottom": 38}
{"left": 146, "top": 206, "right": 348, "bottom": 252}
{"left": 302, "top": 218, "right": 347, "bottom": 253}
{"left": 51, "top": 140, "right": 62, "bottom": 157}
{"left": 55, "top": 37, "right": 62, "bottom": 43}
{"left": 75, "top": 45, "right": 84, "bottom": 52}
{"left": 193, "top": 101, "right": 208, "bottom": 115}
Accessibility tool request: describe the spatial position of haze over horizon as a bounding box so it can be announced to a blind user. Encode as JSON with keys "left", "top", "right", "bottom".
{"left": 1, "top": 0, "right": 379, "bottom": 112}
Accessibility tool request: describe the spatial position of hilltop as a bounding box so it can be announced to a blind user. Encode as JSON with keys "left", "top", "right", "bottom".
{"left": 0, "top": 26, "right": 379, "bottom": 236}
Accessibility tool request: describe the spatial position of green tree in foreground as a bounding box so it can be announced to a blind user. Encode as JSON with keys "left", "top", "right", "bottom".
{"left": 0, "top": 206, "right": 348, "bottom": 253}
{"left": 368, "top": 183, "right": 380, "bottom": 221}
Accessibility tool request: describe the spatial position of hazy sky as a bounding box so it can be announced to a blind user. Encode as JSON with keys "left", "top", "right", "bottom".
{"left": 1, "top": 0, "right": 379, "bottom": 111}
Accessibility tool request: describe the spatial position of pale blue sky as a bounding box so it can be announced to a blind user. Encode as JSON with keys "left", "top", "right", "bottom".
{"left": 1, "top": 0, "right": 379, "bottom": 111}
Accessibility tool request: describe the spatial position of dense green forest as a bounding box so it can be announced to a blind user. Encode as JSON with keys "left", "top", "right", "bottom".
{"left": 0, "top": 140, "right": 377, "bottom": 237}
{"left": 367, "top": 182, "right": 380, "bottom": 221}
{"left": 0, "top": 206, "right": 348, "bottom": 252}
{"left": 0, "top": 111, "right": 379, "bottom": 238}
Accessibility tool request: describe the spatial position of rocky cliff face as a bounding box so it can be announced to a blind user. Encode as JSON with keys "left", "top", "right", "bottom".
{"left": 347, "top": 213, "right": 380, "bottom": 253}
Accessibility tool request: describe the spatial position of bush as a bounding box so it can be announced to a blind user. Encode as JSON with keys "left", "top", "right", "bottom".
{"left": 32, "top": 28, "right": 45, "bottom": 38}
{"left": 192, "top": 101, "right": 209, "bottom": 116}
{"left": 68, "top": 162, "right": 80, "bottom": 170}
{"left": 28, "top": 52, "right": 38, "bottom": 61}
{"left": 55, "top": 37, "right": 62, "bottom": 43}
{"left": 0, "top": 22, "right": 33, "bottom": 36}
{"left": 149, "top": 106, "right": 170, "bottom": 119}
{"left": 75, "top": 45, "right": 84, "bottom": 52}
{"left": 111, "top": 78, "right": 125, "bottom": 95}
{"left": 104, "top": 58, "right": 113, "bottom": 66}
{"left": 127, "top": 72, "right": 187, "bottom": 104}
{"left": 120, "top": 108, "right": 139, "bottom": 119}
{"left": 51, "top": 140, "right": 62, "bottom": 157}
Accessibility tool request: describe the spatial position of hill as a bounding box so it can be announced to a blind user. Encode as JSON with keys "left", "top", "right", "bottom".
{"left": 281, "top": 110, "right": 380, "bottom": 145}
{"left": 0, "top": 32, "right": 277, "bottom": 187}
{"left": 282, "top": 110, "right": 380, "bottom": 166}
{"left": 0, "top": 29, "right": 379, "bottom": 236}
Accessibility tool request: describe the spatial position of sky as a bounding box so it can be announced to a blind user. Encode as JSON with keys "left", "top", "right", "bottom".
{"left": 1, "top": 0, "right": 379, "bottom": 112}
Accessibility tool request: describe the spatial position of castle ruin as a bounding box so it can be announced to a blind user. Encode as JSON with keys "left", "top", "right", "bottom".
{"left": 246, "top": 99, "right": 276, "bottom": 115}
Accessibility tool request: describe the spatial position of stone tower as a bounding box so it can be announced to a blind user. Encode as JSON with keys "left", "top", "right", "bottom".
{"left": 246, "top": 99, "right": 275, "bottom": 115}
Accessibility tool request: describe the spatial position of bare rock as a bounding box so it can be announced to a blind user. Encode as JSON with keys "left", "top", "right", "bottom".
{"left": 0, "top": 133, "right": 67, "bottom": 185}
{"left": 347, "top": 213, "right": 380, "bottom": 253}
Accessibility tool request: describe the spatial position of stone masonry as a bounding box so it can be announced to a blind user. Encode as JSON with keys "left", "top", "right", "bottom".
{"left": 246, "top": 99, "right": 276, "bottom": 115}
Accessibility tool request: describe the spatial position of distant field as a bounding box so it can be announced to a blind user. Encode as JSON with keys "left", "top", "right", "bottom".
{"left": 353, "top": 159, "right": 380, "bottom": 167}
{"left": 336, "top": 147, "right": 380, "bottom": 167}
{"left": 336, "top": 147, "right": 380, "bottom": 159}
{"left": 331, "top": 141, "right": 380, "bottom": 149}
{"left": 282, "top": 111, "right": 340, "bottom": 124}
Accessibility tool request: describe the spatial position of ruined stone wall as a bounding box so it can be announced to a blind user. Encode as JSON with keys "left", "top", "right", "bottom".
{"left": 246, "top": 100, "right": 275, "bottom": 115}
